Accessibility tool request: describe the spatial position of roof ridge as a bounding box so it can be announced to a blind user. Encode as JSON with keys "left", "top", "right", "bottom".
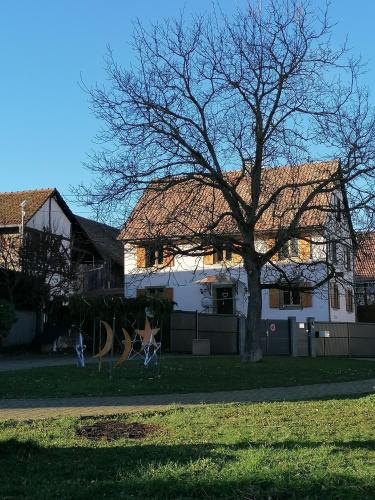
{"left": 74, "top": 214, "right": 120, "bottom": 231}
{"left": 0, "top": 188, "right": 55, "bottom": 195}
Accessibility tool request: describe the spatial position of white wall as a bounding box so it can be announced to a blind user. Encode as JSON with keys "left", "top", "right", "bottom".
{"left": 27, "top": 197, "right": 71, "bottom": 239}
{"left": 123, "top": 238, "right": 355, "bottom": 322}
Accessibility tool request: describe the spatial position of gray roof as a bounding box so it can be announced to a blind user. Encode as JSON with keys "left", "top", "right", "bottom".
{"left": 74, "top": 215, "right": 123, "bottom": 267}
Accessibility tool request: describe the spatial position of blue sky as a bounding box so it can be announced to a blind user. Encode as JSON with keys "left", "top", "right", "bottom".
{"left": 1, "top": 0, "right": 374, "bottom": 218}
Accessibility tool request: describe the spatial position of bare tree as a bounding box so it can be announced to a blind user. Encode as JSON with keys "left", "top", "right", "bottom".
{"left": 0, "top": 228, "right": 78, "bottom": 307}
{"left": 80, "top": 0, "right": 375, "bottom": 360}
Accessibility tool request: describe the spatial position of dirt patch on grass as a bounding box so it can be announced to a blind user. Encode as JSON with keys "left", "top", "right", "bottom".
{"left": 76, "top": 421, "right": 160, "bottom": 441}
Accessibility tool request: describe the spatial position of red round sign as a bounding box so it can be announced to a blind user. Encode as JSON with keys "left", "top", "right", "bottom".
{"left": 270, "top": 323, "right": 276, "bottom": 332}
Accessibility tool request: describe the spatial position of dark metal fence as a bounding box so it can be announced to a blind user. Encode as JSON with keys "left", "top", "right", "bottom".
{"left": 315, "top": 321, "right": 375, "bottom": 357}
{"left": 170, "top": 311, "right": 238, "bottom": 354}
{"left": 170, "top": 311, "right": 375, "bottom": 357}
{"left": 170, "top": 312, "right": 290, "bottom": 355}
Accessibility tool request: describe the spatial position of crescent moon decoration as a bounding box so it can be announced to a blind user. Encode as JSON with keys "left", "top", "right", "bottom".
{"left": 94, "top": 320, "right": 113, "bottom": 359}
{"left": 114, "top": 328, "right": 132, "bottom": 367}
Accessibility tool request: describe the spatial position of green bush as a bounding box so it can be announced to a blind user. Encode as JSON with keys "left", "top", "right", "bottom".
{"left": 0, "top": 300, "right": 16, "bottom": 339}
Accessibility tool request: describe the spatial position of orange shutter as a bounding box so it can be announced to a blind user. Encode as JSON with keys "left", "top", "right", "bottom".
{"left": 299, "top": 236, "right": 311, "bottom": 261}
{"left": 269, "top": 288, "right": 280, "bottom": 308}
{"left": 301, "top": 282, "right": 312, "bottom": 307}
{"left": 136, "top": 247, "right": 146, "bottom": 268}
{"left": 232, "top": 246, "right": 243, "bottom": 264}
{"left": 165, "top": 287, "right": 174, "bottom": 301}
{"left": 136, "top": 288, "right": 146, "bottom": 297}
{"left": 163, "top": 248, "right": 174, "bottom": 267}
{"left": 267, "top": 238, "right": 278, "bottom": 261}
{"left": 232, "top": 253, "right": 242, "bottom": 264}
{"left": 204, "top": 247, "right": 214, "bottom": 265}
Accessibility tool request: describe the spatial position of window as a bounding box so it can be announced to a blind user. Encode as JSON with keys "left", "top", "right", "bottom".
{"left": 282, "top": 288, "right": 301, "bottom": 307}
{"left": 346, "top": 289, "right": 354, "bottom": 313}
{"left": 146, "top": 245, "right": 164, "bottom": 267}
{"left": 269, "top": 281, "right": 312, "bottom": 309}
{"left": 330, "top": 283, "right": 340, "bottom": 309}
{"left": 279, "top": 238, "right": 299, "bottom": 260}
{"left": 330, "top": 241, "right": 337, "bottom": 264}
{"left": 213, "top": 243, "right": 233, "bottom": 263}
{"left": 137, "top": 287, "right": 174, "bottom": 301}
{"left": 145, "top": 287, "right": 165, "bottom": 298}
{"left": 137, "top": 244, "right": 173, "bottom": 268}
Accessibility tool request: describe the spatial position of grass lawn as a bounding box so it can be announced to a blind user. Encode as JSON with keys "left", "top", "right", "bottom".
{"left": 1, "top": 356, "right": 375, "bottom": 399}
{"left": 1, "top": 395, "right": 374, "bottom": 499}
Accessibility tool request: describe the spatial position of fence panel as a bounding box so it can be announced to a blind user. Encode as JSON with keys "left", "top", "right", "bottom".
{"left": 170, "top": 311, "right": 238, "bottom": 354}
{"left": 315, "top": 322, "right": 349, "bottom": 338}
{"left": 315, "top": 322, "right": 349, "bottom": 356}
{"left": 348, "top": 323, "right": 375, "bottom": 357}
{"left": 261, "top": 320, "right": 291, "bottom": 355}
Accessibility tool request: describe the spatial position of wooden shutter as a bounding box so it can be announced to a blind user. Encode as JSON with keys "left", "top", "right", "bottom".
{"left": 330, "top": 284, "right": 340, "bottom": 309}
{"left": 232, "top": 246, "right": 242, "bottom": 264}
{"left": 345, "top": 289, "right": 349, "bottom": 312}
{"left": 163, "top": 248, "right": 174, "bottom": 267}
{"left": 136, "top": 288, "right": 145, "bottom": 297}
{"left": 329, "top": 284, "right": 334, "bottom": 309}
{"left": 335, "top": 285, "right": 340, "bottom": 309}
{"left": 136, "top": 247, "right": 146, "bottom": 268}
{"left": 165, "top": 287, "right": 174, "bottom": 301}
{"left": 269, "top": 288, "right": 280, "bottom": 308}
{"left": 267, "top": 238, "right": 278, "bottom": 261}
{"left": 345, "top": 289, "right": 353, "bottom": 312}
{"left": 301, "top": 282, "right": 312, "bottom": 308}
{"left": 299, "top": 235, "right": 311, "bottom": 261}
{"left": 204, "top": 247, "right": 214, "bottom": 265}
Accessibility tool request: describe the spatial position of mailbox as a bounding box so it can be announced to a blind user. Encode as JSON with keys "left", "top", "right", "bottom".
{"left": 319, "top": 330, "right": 330, "bottom": 338}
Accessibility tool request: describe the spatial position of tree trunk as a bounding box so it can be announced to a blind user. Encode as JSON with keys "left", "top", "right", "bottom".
{"left": 242, "top": 265, "right": 263, "bottom": 362}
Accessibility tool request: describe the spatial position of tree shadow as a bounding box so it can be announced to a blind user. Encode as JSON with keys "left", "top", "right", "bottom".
{"left": 1, "top": 438, "right": 374, "bottom": 499}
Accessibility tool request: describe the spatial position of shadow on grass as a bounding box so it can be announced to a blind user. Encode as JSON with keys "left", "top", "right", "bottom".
{"left": 1, "top": 438, "right": 374, "bottom": 499}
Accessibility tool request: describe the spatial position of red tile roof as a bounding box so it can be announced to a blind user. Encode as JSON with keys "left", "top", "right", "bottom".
{"left": 120, "top": 161, "right": 338, "bottom": 241}
{"left": 355, "top": 232, "right": 375, "bottom": 281}
{"left": 0, "top": 189, "right": 55, "bottom": 226}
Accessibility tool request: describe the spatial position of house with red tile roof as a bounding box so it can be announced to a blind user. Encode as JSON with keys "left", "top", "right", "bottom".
{"left": 119, "top": 161, "right": 356, "bottom": 323}
{"left": 355, "top": 232, "right": 375, "bottom": 321}
{"left": 0, "top": 188, "right": 123, "bottom": 296}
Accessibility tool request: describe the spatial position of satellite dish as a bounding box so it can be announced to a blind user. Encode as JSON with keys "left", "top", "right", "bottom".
{"left": 202, "top": 296, "right": 213, "bottom": 308}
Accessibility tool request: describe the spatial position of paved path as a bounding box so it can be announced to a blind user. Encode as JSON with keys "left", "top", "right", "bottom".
{"left": 0, "top": 355, "right": 83, "bottom": 372}
{"left": 1, "top": 378, "right": 374, "bottom": 421}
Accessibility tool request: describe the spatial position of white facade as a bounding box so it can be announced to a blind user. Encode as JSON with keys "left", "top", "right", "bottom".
{"left": 123, "top": 234, "right": 356, "bottom": 323}
{"left": 26, "top": 197, "right": 71, "bottom": 240}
